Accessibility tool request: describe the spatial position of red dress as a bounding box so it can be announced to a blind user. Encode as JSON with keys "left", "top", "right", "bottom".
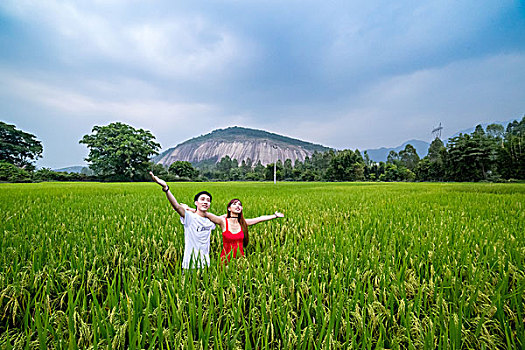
{"left": 220, "top": 218, "right": 244, "bottom": 263}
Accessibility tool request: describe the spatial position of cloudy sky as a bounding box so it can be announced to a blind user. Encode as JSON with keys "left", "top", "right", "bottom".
{"left": 1, "top": 0, "right": 524, "bottom": 168}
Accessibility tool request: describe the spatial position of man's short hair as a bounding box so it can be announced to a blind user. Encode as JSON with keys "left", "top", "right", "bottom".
{"left": 194, "top": 191, "right": 212, "bottom": 202}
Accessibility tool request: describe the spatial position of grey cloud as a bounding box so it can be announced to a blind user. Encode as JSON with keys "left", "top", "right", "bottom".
{"left": 0, "top": 0, "right": 524, "bottom": 167}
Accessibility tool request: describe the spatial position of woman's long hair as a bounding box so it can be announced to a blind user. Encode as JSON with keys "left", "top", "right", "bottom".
{"left": 227, "top": 199, "right": 249, "bottom": 247}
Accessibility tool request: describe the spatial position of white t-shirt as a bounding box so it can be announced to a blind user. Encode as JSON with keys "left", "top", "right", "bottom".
{"left": 180, "top": 211, "right": 216, "bottom": 269}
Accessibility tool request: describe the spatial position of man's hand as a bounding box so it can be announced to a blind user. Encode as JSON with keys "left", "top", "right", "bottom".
{"left": 150, "top": 171, "right": 168, "bottom": 191}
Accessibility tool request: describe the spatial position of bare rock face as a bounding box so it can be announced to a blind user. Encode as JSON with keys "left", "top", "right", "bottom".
{"left": 154, "top": 126, "right": 330, "bottom": 167}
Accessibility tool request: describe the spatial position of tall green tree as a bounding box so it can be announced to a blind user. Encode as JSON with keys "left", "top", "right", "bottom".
{"left": 416, "top": 138, "right": 445, "bottom": 181}
{"left": 444, "top": 126, "right": 493, "bottom": 181}
{"left": 169, "top": 161, "right": 199, "bottom": 179}
{"left": 265, "top": 160, "right": 283, "bottom": 181}
{"left": 0, "top": 161, "right": 32, "bottom": 182}
{"left": 327, "top": 149, "right": 365, "bottom": 181}
{"left": 0, "top": 121, "right": 43, "bottom": 171}
{"left": 252, "top": 160, "right": 265, "bottom": 180}
{"left": 283, "top": 159, "right": 293, "bottom": 179}
{"left": 214, "top": 156, "right": 239, "bottom": 180}
{"left": 216, "top": 155, "right": 235, "bottom": 173}
{"left": 399, "top": 144, "right": 420, "bottom": 171}
{"left": 498, "top": 116, "right": 525, "bottom": 179}
{"left": 240, "top": 159, "right": 252, "bottom": 178}
{"left": 79, "top": 122, "right": 160, "bottom": 180}
{"left": 387, "top": 150, "right": 400, "bottom": 165}
{"left": 384, "top": 150, "right": 414, "bottom": 181}
{"left": 367, "top": 161, "right": 384, "bottom": 181}
{"left": 380, "top": 163, "right": 400, "bottom": 182}
{"left": 292, "top": 160, "right": 304, "bottom": 180}
{"left": 486, "top": 123, "right": 505, "bottom": 143}
{"left": 427, "top": 138, "right": 446, "bottom": 162}
{"left": 310, "top": 150, "right": 335, "bottom": 180}
{"left": 444, "top": 134, "right": 473, "bottom": 181}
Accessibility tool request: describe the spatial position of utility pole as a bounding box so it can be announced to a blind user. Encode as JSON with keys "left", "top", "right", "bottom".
{"left": 272, "top": 145, "right": 278, "bottom": 184}
{"left": 432, "top": 122, "right": 443, "bottom": 140}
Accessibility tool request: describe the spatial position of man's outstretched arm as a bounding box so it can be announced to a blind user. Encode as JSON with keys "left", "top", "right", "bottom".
{"left": 150, "top": 171, "right": 186, "bottom": 217}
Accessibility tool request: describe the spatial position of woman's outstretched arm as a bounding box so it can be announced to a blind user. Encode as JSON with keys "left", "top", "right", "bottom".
{"left": 204, "top": 212, "right": 226, "bottom": 230}
{"left": 245, "top": 211, "right": 284, "bottom": 226}
{"left": 180, "top": 203, "right": 226, "bottom": 230}
{"left": 150, "top": 171, "right": 186, "bottom": 217}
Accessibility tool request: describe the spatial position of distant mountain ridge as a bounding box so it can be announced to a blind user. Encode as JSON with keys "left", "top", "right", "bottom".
{"left": 450, "top": 118, "right": 515, "bottom": 138}
{"left": 154, "top": 126, "right": 331, "bottom": 167}
{"left": 364, "top": 139, "right": 430, "bottom": 163}
{"left": 52, "top": 166, "right": 93, "bottom": 174}
{"left": 53, "top": 166, "right": 85, "bottom": 173}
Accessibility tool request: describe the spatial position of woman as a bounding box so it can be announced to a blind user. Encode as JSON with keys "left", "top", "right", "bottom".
{"left": 183, "top": 199, "right": 284, "bottom": 263}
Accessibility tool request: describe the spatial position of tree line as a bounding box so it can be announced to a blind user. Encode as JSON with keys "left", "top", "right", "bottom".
{"left": 1, "top": 117, "right": 523, "bottom": 183}
{"left": 173, "top": 117, "right": 524, "bottom": 182}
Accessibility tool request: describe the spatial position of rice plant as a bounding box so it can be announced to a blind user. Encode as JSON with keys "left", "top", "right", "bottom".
{"left": 0, "top": 182, "right": 523, "bottom": 349}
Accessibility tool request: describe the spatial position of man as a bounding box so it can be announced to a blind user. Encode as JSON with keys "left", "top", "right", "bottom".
{"left": 150, "top": 172, "right": 216, "bottom": 269}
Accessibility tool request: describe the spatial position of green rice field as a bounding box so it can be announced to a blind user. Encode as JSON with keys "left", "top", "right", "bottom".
{"left": 0, "top": 182, "right": 524, "bottom": 349}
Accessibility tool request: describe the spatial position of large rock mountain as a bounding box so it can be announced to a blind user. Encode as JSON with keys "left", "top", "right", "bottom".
{"left": 154, "top": 126, "right": 331, "bottom": 167}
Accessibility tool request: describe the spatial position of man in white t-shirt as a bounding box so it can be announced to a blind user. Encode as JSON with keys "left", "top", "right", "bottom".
{"left": 150, "top": 172, "right": 216, "bottom": 269}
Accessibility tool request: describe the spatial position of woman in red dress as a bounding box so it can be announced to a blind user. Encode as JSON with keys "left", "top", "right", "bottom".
{"left": 217, "top": 199, "right": 284, "bottom": 262}
{"left": 185, "top": 199, "right": 284, "bottom": 263}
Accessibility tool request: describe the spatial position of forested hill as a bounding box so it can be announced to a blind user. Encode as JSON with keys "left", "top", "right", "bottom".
{"left": 154, "top": 126, "right": 331, "bottom": 167}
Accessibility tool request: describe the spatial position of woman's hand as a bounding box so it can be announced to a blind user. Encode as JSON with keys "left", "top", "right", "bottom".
{"left": 246, "top": 211, "right": 284, "bottom": 225}
{"left": 150, "top": 171, "right": 168, "bottom": 191}
{"left": 180, "top": 203, "right": 197, "bottom": 213}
